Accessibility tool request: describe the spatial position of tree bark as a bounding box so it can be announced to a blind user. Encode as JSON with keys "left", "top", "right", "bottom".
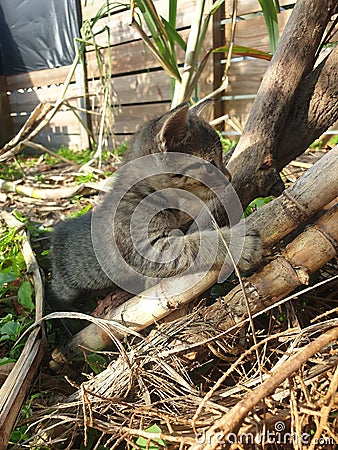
{"left": 226, "top": 0, "right": 338, "bottom": 208}
{"left": 277, "top": 45, "right": 338, "bottom": 170}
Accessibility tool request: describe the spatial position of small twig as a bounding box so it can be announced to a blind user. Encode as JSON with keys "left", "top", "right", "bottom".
{"left": 307, "top": 363, "right": 338, "bottom": 450}
{"left": 211, "top": 217, "right": 262, "bottom": 372}
{"left": 23, "top": 141, "right": 81, "bottom": 169}
{"left": 188, "top": 326, "right": 338, "bottom": 450}
{"left": 191, "top": 328, "right": 298, "bottom": 427}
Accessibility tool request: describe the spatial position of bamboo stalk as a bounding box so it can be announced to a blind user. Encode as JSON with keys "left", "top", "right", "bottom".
{"left": 172, "top": 0, "right": 206, "bottom": 106}
{"left": 66, "top": 146, "right": 338, "bottom": 353}
{"left": 202, "top": 204, "right": 338, "bottom": 328}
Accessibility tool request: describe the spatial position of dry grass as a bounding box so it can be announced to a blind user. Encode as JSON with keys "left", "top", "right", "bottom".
{"left": 22, "top": 266, "right": 338, "bottom": 449}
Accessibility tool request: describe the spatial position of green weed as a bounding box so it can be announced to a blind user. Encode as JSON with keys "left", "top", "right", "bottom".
{"left": 0, "top": 223, "right": 35, "bottom": 363}
{"left": 244, "top": 196, "right": 274, "bottom": 217}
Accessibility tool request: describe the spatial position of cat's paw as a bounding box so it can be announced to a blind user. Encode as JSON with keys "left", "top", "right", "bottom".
{"left": 237, "top": 228, "right": 263, "bottom": 273}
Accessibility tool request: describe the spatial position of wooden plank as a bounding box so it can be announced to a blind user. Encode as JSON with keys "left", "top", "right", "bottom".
{"left": 8, "top": 70, "right": 171, "bottom": 115}
{"left": 85, "top": 27, "right": 188, "bottom": 79}
{"left": 12, "top": 102, "right": 171, "bottom": 137}
{"left": 0, "top": 329, "right": 46, "bottom": 450}
{"left": 196, "top": 1, "right": 214, "bottom": 103}
{"left": 6, "top": 65, "right": 72, "bottom": 91}
{"left": 12, "top": 110, "right": 82, "bottom": 135}
{"left": 8, "top": 84, "right": 78, "bottom": 114}
{"left": 226, "top": 10, "right": 292, "bottom": 53}
{"left": 224, "top": 0, "right": 296, "bottom": 18}
{"left": 223, "top": 98, "right": 255, "bottom": 130}
{"left": 81, "top": 1, "right": 126, "bottom": 21}
{"left": 0, "top": 76, "right": 13, "bottom": 145}
{"left": 88, "top": 71, "right": 171, "bottom": 107}
{"left": 226, "top": 59, "right": 270, "bottom": 96}
{"left": 104, "top": 103, "right": 171, "bottom": 134}
{"left": 213, "top": 1, "right": 226, "bottom": 121}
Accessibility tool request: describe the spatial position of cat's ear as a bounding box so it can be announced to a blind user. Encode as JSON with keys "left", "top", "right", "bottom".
{"left": 190, "top": 99, "right": 213, "bottom": 120}
{"left": 156, "top": 103, "right": 189, "bottom": 152}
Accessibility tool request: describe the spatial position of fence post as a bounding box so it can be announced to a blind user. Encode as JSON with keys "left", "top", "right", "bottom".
{"left": 0, "top": 75, "right": 13, "bottom": 146}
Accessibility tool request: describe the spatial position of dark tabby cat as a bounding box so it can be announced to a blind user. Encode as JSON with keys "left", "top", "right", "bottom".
{"left": 49, "top": 103, "right": 262, "bottom": 310}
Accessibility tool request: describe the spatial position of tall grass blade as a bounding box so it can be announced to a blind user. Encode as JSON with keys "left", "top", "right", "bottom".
{"left": 258, "top": 0, "right": 279, "bottom": 54}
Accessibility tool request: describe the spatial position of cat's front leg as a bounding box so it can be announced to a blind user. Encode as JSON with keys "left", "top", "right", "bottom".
{"left": 219, "top": 223, "right": 263, "bottom": 273}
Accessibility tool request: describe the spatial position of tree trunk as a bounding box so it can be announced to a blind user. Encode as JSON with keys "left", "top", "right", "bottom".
{"left": 277, "top": 44, "right": 338, "bottom": 169}
{"left": 226, "top": 0, "right": 338, "bottom": 208}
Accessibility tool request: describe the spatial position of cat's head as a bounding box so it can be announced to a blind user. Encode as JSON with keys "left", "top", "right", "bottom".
{"left": 124, "top": 102, "right": 231, "bottom": 201}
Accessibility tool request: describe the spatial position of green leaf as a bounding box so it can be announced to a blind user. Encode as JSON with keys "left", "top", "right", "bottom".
{"left": 12, "top": 210, "right": 26, "bottom": 224}
{"left": 0, "top": 356, "right": 17, "bottom": 365}
{"left": 18, "top": 281, "right": 34, "bottom": 311}
{"left": 169, "top": 0, "right": 177, "bottom": 28}
{"left": 244, "top": 196, "right": 274, "bottom": 217}
{"left": 10, "top": 426, "right": 29, "bottom": 444}
{"left": 161, "top": 17, "right": 187, "bottom": 51}
{"left": 0, "top": 321, "right": 20, "bottom": 341}
{"left": 135, "top": 424, "right": 166, "bottom": 450}
{"left": 213, "top": 45, "right": 272, "bottom": 61}
{"left": 86, "top": 353, "right": 107, "bottom": 374}
{"left": 209, "top": 0, "right": 226, "bottom": 15}
{"left": 258, "top": 0, "right": 279, "bottom": 54}
{"left": 0, "top": 271, "right": 16, "bottom": 287}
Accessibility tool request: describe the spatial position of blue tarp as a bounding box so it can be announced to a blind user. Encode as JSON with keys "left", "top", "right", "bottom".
{"left": 0, "top": 0, "right": 81, "bottom": 75}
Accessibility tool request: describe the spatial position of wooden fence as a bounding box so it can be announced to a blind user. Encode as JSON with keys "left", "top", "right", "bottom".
{"left": 0, "top": 0, "right": 337, "bottom": 150}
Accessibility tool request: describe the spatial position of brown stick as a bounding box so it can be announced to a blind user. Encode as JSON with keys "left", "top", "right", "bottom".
{"left": 188, "top": 326, "right": 338, "bottom": 450}
{"left": 0, "top": 103, "right": 54, "bottom": 161}
{"left": 0, "top": 178, "right": 108, "bottom": 200}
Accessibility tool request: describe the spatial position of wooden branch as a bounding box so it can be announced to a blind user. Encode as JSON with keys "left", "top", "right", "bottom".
{"left": 0, "top": 328, "right": 46, "bottom": 449}
{"left": 226, "top": 0, "right": 337, "bottom": 208}
{"left": 277, "top": 45, "right": 338, "bottom": 169}
{"left": 0, "top": 178, "right": 109, "bottom": 200}
{"left": 23, "top": 141, "right": 81, "bottom": 169}
{"left": 0, "top": 103, "right": 54, "bottom": 162}
{"left": 188, "top": 326, "right": 338, "bottom": 450}
{"left": 0, "top": 213, "right": 47, "bottom": 449}
{"left": 66, "top": 146, "right": 338, "bottom": 353}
